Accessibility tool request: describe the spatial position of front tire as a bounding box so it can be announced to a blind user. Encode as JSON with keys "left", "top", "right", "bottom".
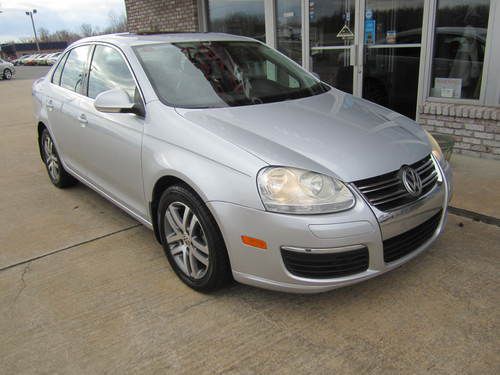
{"left": 158, "top": 185, "right": 232, "bottom": 292}
{"left": 3, "top": 69, "right": 12, "bottom": 80}
{"left": 40, "top": 129, "right": 77, "bottom": 188}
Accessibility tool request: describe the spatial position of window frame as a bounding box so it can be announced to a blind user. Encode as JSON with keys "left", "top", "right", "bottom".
{"left": 50, "top": 51, "right": 70, "bottom": 86}
{"left": 86, "top": 44, "right": 138, "bottom": 101}
{"left": 50, "top": 42, "right": 145, "bottom": 110}
{"left": 57, "top": 45, "right": 93, "bottom": 95}
{"left": 84, "top": 42, "right": 145, "bottom": 110}
{"left": 420, "top": 0, "right": 498, "bottom": 107}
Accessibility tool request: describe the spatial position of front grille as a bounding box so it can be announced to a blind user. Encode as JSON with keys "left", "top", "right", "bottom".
{"left": 353, "top": 155, "right": 438, "bottom": 211}
{"left": 383, "top": 211, "right": 442, "bottom": 263}
{"left": 281, "top": 247, "right": 369, "bottom": 279}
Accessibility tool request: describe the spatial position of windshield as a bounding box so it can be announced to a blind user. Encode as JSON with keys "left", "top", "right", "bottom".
{"left": 133, "top": 41, "right": 329, "bottom": 108}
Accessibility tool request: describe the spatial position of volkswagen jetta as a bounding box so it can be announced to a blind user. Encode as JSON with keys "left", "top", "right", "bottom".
{"left": 32, "top": 33, "right": 452, "bottom": 293}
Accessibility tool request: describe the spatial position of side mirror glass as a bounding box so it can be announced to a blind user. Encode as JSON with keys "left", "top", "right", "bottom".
{"left": 94, "top": 89, "right": 143, "bottom": 116}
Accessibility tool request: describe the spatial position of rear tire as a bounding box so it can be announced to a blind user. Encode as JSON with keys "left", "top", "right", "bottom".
{"left": 3, "top": 69, "right": 12, "bottom": 80}
{"left": 40, "top": 129, "right": 77, "bottom": 188}
{"left": 158, "top": 184, "right": 232, "bottom": 292}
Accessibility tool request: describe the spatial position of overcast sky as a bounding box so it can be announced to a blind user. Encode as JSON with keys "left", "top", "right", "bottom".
{"left": 0, "top": 0, "right": 126, "bottom": 43}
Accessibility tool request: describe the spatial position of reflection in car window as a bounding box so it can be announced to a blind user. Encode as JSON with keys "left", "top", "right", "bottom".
{"left": 60, "top": 45, "right": 91, "bottom": 93}
{"left": 87, "top": 45, "right": 137, "bottom": 100}
{"left": 51, "top": 52, "right": 68, "bottom": 85}
{"left": 134, "top": 41, "right": 328, "bottom": 108}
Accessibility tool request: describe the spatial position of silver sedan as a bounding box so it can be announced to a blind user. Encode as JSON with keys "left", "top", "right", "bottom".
{"left": 0, "top": 58, "right": 15, "bottom": 80}
{"left": 32, "top": 33, "right": 452, "bottom": 293}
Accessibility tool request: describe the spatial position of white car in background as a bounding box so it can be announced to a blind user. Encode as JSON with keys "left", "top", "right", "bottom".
{"left": 46, "top": 52, "right": 63, "bottom": 65}
{"left": 0, "top": 58, "right": 15, "bottom": 80}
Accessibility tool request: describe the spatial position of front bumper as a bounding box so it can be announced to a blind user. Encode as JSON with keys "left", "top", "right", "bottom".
{"left": 208, "top": 159, "right": 452, "bottom": 293}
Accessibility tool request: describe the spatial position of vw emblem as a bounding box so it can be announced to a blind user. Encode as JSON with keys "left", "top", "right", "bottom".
{"left": 401, "top": 166, "right": 422, "bottom": 197}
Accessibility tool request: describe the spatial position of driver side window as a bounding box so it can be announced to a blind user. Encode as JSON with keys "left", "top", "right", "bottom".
{"left": 87, "top": 45, "right": 137, "bottom": 100}
{"left": 60, "top": 45, "right": 91, "bottom": 93}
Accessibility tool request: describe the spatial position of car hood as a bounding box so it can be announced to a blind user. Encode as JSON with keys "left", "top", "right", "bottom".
{"left": 175, "top": 89, "right": 431, "bottom": 182}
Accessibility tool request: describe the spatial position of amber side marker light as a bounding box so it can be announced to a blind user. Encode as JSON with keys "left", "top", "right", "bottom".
{"left": 241, "top": 235, "right": 267, "bottom": 250}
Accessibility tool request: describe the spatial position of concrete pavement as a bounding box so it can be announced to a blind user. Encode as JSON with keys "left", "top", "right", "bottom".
{"left": 0, "top": 69, "right": 499, "bottom": 374}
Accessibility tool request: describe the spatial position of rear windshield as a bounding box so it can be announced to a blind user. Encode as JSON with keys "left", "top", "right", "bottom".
{"left": 133, "top": 41, "right": 329, "bottom": 108}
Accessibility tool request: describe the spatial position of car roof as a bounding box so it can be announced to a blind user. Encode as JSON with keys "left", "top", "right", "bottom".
{"left": 70, "top": 32, "right": 257, "bottom": 49}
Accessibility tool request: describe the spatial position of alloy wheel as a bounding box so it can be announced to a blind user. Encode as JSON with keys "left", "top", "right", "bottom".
{"left": 4, "top": 69, "right": 12, "bottom": 79}
{"left": 164, "top": 202, "right": 210, "bottom": 279}
{"left": 43, "top": 135, "right": 60, "bottom": 181}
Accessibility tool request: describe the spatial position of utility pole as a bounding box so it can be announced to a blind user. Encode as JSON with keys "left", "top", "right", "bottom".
{"left": 26, "top": 9, "right": 40, "bottom": 53}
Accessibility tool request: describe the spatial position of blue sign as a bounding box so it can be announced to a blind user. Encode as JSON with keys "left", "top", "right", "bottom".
{"left": 365, "top": 19, "right": 376, "bottom": 44}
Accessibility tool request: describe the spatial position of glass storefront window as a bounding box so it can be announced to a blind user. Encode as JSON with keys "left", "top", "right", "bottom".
{"left": 364, "top": 0, "right": 424, "bottom": 45}
{"left": 363, "top": 0, "right": 424, "bottom": 119}
{"left": 207, "top": 0, "right": 265, "bottom": 42}
{"left": 276, "top": 0, "right": 302, "bottom": 64}
{"left": 430, "top": 0, "right": 490, "bottom": 100}
{"left": 311, "top": 49, "right": 353, "bottom": 93}
{"left": 309, "top": 0, "right": 355, "bottom": 47}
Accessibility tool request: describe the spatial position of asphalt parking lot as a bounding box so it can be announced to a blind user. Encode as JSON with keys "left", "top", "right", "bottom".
{"left": 1, "top": 67, "right": 499, "bottom": 374}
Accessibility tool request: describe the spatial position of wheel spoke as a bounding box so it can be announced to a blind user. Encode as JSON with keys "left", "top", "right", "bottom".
{"left": 191, "top": 247, "right": 208, "bottom": 266}
{"left": 183, "top": 247, "right": 192, "bottom": 275}
{"left": 170, "top": 243, "right": 184, "bottom": 257}
{"left": 188, "top": 215, "right": 199, "bottom": 235}
{"left": 167, "top": 205, "right": 184, "bottom": 232}
{"left": 188, "top": 248, "right": 199, "bottom": 277}
{"left": 165, "top": 209, "right": 182, "bottom": 235}
{"left": 182, "top": 205, "right": 191, "bottom": 232}
{"left": 166, "top": 232, "right": 183, "bottom": 245}
{"left": 192, "top": 237, "right": 209, "bottom": 255}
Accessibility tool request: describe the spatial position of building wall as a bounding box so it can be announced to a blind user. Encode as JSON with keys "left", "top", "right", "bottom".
{"left": 124, "top": 0, "right": 199, "bottom": 33}
{"left": 418, "top": 102, "right": 500, "bottom": 160}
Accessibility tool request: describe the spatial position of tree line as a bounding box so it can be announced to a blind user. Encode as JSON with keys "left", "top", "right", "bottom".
{"left": 16, "top": 11, "right": 127, "bottom": 44}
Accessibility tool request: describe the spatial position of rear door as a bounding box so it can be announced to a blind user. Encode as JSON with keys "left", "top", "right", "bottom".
{"left": 46, "top": 45, "right": 92, "bottom": 174}
{"left": 77, "top": 44, "right": 146, "bottom": 217}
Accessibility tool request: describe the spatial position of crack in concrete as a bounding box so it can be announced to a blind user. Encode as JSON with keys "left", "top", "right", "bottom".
{"left": 12, "top": 263, "right": 31, "bottom": 304}
{"left": 0, "top": 223, "right": 141, "bottom": 273}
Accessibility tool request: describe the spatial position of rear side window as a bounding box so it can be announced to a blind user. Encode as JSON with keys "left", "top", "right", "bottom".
{"left": 51, "top": 52, "right": 68, "bottom": 85}
{"left": 87, "top": 45, "right": 137, "bottom": 100}
{"left": 60, "top": 45, "right": 91, "bottom": 93}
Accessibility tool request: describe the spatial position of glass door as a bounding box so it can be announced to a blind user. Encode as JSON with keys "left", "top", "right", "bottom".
{"left": 362, "top": 0, "right": 424, "bottom": 118}
{"left": 309, "top": 0, "right": 356, "bottom": 94}
{"left": 276, "top": 0, "right": 303, "bottom": 64}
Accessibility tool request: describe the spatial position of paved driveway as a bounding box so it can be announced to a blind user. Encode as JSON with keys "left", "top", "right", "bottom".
{"left": 0, "top": 74, "right": 499, "bottom": 374}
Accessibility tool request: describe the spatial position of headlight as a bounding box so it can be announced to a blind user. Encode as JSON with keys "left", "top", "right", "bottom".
{"left": 257, "top": 167, "right": 355, "bottom": 214}
{"left": 425, "top": 131, "right": 445, "bottom": 164}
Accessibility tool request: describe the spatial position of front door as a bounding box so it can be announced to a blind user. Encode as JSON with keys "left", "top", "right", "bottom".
{"left": 78, "top": 44, "right": 146, "bottom": 218}
{"left": 309, "top": 0, "right": 357, "bottom": 94}
{"left": 308, "top": 0, "right": 424, "bottom": 119}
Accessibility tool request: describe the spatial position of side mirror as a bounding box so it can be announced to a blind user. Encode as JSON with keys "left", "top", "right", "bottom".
{"left": 94, "top": 89, "right": 143, "bottom": 116}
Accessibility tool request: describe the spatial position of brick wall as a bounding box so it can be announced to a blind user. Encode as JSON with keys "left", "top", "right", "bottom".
{"left": 418, "top": 102, "right": 500, "bottom": 160}
{"left": 124, "top": 0, "right": 199, "bottom": 33}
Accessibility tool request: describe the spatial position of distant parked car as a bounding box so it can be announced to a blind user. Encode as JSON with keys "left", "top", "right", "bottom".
{"left": 0, "top": 58, "right": 15, "bottom": 80}
{"left": 34, "top": 54, "right": 51, "bottom": 65}
{"left": 45, "top": 52, "right": 63, "bottom": 66}
{"left": 13, "top": 54, "right": 30, "bottom": 65}
{"left": 24, "top": 54, "right": 43, "bottom": 66}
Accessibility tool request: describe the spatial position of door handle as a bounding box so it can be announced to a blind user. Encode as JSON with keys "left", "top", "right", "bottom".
{"left": 46, "top": 99, "right": 54, "bottom": 111}
{"left": 78, "top": 113, "right": 88, "bottom": 127}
